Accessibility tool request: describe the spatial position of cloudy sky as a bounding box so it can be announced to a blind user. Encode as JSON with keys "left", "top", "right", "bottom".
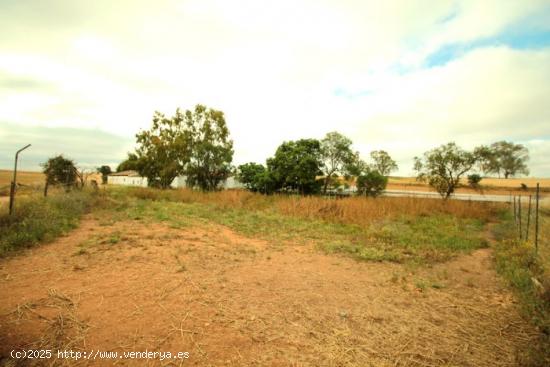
{"left": 1, "top": 0, "right": 549, "bottom": 176}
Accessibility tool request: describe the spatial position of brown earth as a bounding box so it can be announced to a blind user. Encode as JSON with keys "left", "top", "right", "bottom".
{"left": 0, "top": 218, "right": 539, "bottom": 366}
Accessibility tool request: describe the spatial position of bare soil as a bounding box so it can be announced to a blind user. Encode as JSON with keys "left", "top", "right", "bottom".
{"left": 0, "top": 218, "right": 539, "bottom": 366}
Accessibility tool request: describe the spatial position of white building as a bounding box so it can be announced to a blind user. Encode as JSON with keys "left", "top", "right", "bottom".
{"left": 107, "top": 170, "right": 148, "bottom": 187}
{"left": 108, "top": 170, "right": 244, "bottom": 190}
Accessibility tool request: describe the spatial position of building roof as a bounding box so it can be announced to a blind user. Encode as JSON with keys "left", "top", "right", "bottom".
{"left": 109, "top": 170, "right": 142, "bottom": 177}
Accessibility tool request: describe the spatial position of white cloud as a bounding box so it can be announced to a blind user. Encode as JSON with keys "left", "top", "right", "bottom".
{"left": 0, "top": 0, "right": 549, "bottom": 175}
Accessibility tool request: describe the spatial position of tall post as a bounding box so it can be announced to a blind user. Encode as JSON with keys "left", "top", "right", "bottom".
{"left": 518, "top": 196, "right": 522, "bottom": 240}
{"left": 9, "top": 144, "right": 31, "bottom": 215}
{"left": 535, "top": 183, "right": 540, "bottom": 255}
{"left": 513, "top": 196, "right": 517, "bottom": 222}
{"left": 526, "top": 195, "right": 532, "bottom": 241}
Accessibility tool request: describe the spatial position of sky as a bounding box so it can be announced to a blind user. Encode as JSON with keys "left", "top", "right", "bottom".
{"left": 1, "top": 0, "right": 549, "bottom": 176}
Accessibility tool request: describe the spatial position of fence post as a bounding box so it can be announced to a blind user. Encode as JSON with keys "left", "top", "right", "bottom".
{"left": 526, "top": 195, "right": 532, "bottom": 241}
{"left": 518, "top": 196, "right": 522, "bottom": 240}
{"left": 535, "top": 183, "right": 540, "bottom": 255}
{"left": 8, "top": 144, "right": 31, "bottom": 215}
{"left": 513, "top": 196, "right": 517, "bottom": 223}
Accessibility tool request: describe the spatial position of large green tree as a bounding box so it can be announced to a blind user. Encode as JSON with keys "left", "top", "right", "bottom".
{"left": 183, "top": 105, "right": 234, "bottom": 191}
{"left": 237, "top": 163, "right": 267, "bottom": 192}
{"left": 369, "top": 150, "right": 398, "bottom": 176}
{"left": 490, "top": 141, "right": 529, "bottom": 178}
{"left": 116, "top": 153, "right": 143, "bottom": 172}
{"left": 42, "top": 155, "right": 78, "bottom": 195}
{"left": 267, "top": 139, "right": 323, "bottom": 194}
{"left": 135, "top": 104, "right": 233, "bottom": 190}
{"left": 414, "top": 142, "right": 476, "bottom": 199}
{"left": 474, "top": 142, "right": 530, "bottom": 178}
{"left": 136, "top": 108, "right": 189, "bottom": 188}
{"left": 319, "top": 132, "right": 358, "bottom": 194}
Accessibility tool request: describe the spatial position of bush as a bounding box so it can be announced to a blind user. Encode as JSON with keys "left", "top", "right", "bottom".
{"left": 467, "top": 174, "right": 482, "bottom": 187}
{"left": 356, "top": 171, "right": 388, "bottom": 197}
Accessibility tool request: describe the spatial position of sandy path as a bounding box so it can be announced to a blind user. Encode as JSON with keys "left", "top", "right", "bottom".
{"left": 0, "top": 217, "right": 539, "bottom": 366}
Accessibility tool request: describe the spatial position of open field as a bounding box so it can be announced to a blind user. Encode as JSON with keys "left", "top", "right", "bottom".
{"left": 1, "top": 188, "right": 549, "bottom": 366}
{"left": 388, "top": 177, "right": 550, "bottom": 196}
{"left": 0, "top": 170, "right": 45, "bottom": 187}
{"left": 0, "top": 170, "right": 102, "bottom": 197}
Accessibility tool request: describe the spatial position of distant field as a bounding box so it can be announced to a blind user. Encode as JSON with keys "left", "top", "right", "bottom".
{"left": 388, "top": 176, "right": 550, "bottom": 195}
{"left": 0, "top": 169, "right": 45, "bottom": 187}
{"left": 0, "top": 170, "right": 102, "bottom": 196}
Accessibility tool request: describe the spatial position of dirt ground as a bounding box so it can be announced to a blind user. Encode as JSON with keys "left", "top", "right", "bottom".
{"left": 0, "top": 218, "right": 540, "bottom": 366}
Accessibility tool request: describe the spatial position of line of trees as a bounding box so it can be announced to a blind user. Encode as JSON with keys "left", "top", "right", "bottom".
{"left": 414, "top": 141, "right": 530, "bottom": 199}
{"left": 237, "top": 131, "right": 398, "bottom": 196}
{"left": 110, "top": 104, "right": 530, "bottom": 199}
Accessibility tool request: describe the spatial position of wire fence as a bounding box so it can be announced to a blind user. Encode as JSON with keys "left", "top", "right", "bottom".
{"left": 511, "top": 183, "right": 549, "bottom": 272}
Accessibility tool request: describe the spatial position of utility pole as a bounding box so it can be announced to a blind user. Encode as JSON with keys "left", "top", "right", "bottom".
{"left": 9, "top": 144, "right": 31, "bottom": 215}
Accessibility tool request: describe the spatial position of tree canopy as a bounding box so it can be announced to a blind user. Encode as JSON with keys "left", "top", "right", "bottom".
{"left": 267, "top": 139, "right": 323, "bottom": 194}
{"left": 135, "top": 109, "right": 189, "bottom": 188}
{"left": 319, "top": 132, "right": 358, "bottom": 194}
{"left": 116, "top": 153, "right": 143, "bottom": 173}
{"left": 42, "top": 155, "right": 78, "bottom": 194}
{"left": 356, "top": 170, "right": 388, "bottom": 197}
{"left": 183, "top": 105, "right": 234, "bottom": 191}
{"left": 134, "top": 104, "right": 233, "bottom": 190}
{"left": 474, "top": 141, "right": 529, "bottom": 178}
{"left": 237, "top": 163, "right": 267, "bottom": 192}
{"left": 414, "top": 142, "right": 476, "bottom": 199}
{"left": 369, "top": 150, "right": 398, "bottom": 176}
{"left": 97, "top": 165, "right": 112, "bottom": 184}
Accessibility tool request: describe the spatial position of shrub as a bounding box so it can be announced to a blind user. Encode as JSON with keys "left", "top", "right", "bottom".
{"left": 467, "top": 174, "right": 482, "bottom": 187}
{"left": 356, "top": 171, "right": 388, "bottom": 197}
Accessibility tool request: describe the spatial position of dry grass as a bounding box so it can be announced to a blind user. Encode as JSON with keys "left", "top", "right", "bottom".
{"left": 389, "top": 176, "right": 550, "bottom": 194}
{"left": 127, "top": 187, "right": 500, "bottom": 226}
{"left": 0, "top": 170, "right": 45, "bottom": 187}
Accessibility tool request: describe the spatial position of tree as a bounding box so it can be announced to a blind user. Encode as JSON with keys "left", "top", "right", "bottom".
{"left": 414, "top": 142, "right": 476, "bottom": 199}
{"left": 369, "top": 150, "right": 398, "bottom": 176}
{"left": 42, "top": 155, "right": 78, "bottom": 196}
{"left": 356, "top": 170, "right": 388, "bottom": 197}
{"left": 237, "top": 163, "right": 267, "bottom": 192}
{"left": 319, "top": 132, "right": 358, "bottom": 194}
{"left": 97, "top": 165, "right": 112, "bottom": 184}
{"left": 116, "top": 153, "right": 142, "bottom": 172}
{"left": 136, "top": 109, "right": 190, "bottom": 188}
{"left": 490, "top": 141, "right": 529, "bottom": 178}
{"left": 183, "top": 105, "right": 234, "bottom": 191}
{"left": 267, "top": 139, "right": 323, "bottom": 194}
{"left": 473, "top": 145, "right": 497, "bottom": 176}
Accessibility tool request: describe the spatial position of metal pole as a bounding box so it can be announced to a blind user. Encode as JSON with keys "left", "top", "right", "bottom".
{"left": 9, "top": 144, "right": 31, "bottom": 215}
{"left": 526, "top": 195, "right": 532, "bottom": 241}
{"left": 518, "top": 196, "right": 522, "bottom": 240}
{"left": 513, "top": 196, "right": 516, "bottom": 222}
{"left": 535, "top": 183, "right": 540, "bottom": 255}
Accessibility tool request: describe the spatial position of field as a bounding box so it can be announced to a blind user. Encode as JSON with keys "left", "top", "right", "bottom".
{"left": 0, "top": 188, "right": 548, "bottom": 366}
{"left": 388, "top": 176, "right": 550, "bottom": 196}
{"left": 0, "top": 170, "right": 102, "bottom": 198}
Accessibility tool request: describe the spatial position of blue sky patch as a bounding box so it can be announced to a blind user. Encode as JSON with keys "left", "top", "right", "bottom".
{"left": 424, "top": 29, "right": 550, "bottom": 68}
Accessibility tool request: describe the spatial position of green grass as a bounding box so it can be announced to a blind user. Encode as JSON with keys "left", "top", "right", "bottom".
{"left": 0, "top": 190, "right": 100, "bottom": 257}
{"left": 96, "top": 190, "right": 490, "bottom": 265}
{"left": 493, "top": 211, "right": 550, "bottom": 366}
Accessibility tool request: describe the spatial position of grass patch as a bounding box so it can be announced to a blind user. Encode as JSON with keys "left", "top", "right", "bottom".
{"left": 493, "top": 212, "right": 550, "bottom": 366}
{"left": 99, "top": 187, "right": 492, "bottom": 264}
{"left": 0, "top": 190, "right": 100, "bottom": 257}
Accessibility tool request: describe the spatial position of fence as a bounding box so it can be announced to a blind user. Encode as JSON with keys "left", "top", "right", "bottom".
{"left": 511, "top": 183, "right": 549, "bottom": 272}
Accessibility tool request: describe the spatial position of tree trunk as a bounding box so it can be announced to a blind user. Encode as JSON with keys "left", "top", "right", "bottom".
{"left": 44, "top": 181, "right": 49, "bottom": 197}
